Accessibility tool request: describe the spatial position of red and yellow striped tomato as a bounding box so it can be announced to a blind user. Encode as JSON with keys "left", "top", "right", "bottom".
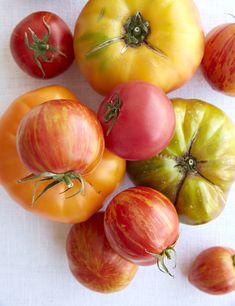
{"left": 202, "top": 23, "right": 235, "bottom": 96}
{"left": 66, "top": 212, "right": 138, "bottom": 293}
{"left": 189, "top": 247, "right": 235, "bottom": 295}
{"left": 17, "top": 99, "right": 104, "bottom": 175}
{"left": 0, "top": 86, "right": 126, "bottom": 223}
{"left": 74, "top": 0, "right": 204, "bottom": 95}
{"left": 104, "top": 187, "right": 179, "bottom": 270}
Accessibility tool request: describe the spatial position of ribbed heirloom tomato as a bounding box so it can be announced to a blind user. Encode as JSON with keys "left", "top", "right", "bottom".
{"left": 104, "top": 187, "right": 179, "bottom": 275}
{"left": 74, "top": 0, "right": 204, "bottom": 95}
{"left": 0, "top": 86, "right": 126, "bottom": 223}
{"left": 10, "top": 11, "right": 74, "bottom": 79}
{"left": 127, "top": 98, "right": 235, "bottom": 225}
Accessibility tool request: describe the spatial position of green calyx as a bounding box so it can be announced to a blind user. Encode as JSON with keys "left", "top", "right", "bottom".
{"left": 146, "top": 246, "right": 177, "bottom": 277}
{"left": 104, "top": 93, "right": 123, "bottom": 136}
{"left": 86, "top": 12, "right": 166, "bottom": 57}
{"left": 123, "top": 12, "right": 150, "bottom": 47}
{"left": 18, "top": 171, "right": 85, "bottom": 204}
{"left": 24, "top": 16, "right": 66, "bottom": 78}
{"left": 232, "top": 255, "right": 235, "bottom": 266}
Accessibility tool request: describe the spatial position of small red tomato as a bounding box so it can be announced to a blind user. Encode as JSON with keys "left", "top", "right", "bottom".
{"left": 66, "top": 212, "right": 138, "bottom": 293}
{"left": 16, "top": 99, "right": 104, "bottom": 201}
{"left": 188, "top": 247, "right": 235, "bottom": 295}
{"left": 97, "top": 81, "right": 175, "bottom": 161}
{"left": 10, "top": 11, "right": 74, "bottom": 79}
{"left": 104, "top": 187, "right": 179, "bottom": 274}
{"left": 201, "top": 22, "right": 235, "bottom": 96}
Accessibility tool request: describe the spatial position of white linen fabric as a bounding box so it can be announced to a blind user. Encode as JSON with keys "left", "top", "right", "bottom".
{"left": 0, "top": 1, "right": 234, "bottom": 305}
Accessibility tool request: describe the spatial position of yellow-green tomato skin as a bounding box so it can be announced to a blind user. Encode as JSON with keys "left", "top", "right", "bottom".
{"left": 127, "top": 99, "right": 235, "bottom": 225}
{"left": 74, "top": 0, "right": 204, "bottom": 95}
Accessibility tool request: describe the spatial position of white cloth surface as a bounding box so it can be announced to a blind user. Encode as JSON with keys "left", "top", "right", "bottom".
{"left": 0, "top": 0, "right": 235, "bottom": 305}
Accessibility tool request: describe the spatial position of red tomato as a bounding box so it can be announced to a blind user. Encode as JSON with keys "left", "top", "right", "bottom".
{"left": 188, "top": 247, "right": 235, "bottom": 295}
{"left": 66, "top": 212, "right": 138, "bottom": 293}
{"left": 201, "top": 23, "right": 235, "bottom": 96}
{"left": 104, "top": 187, "right": 179, "bottom": 274}
{"left": 16, "top": 99, "right": 104, "bottom": 201}
{"left": 97, "top": 81, "right": 176, "bottom": 160}
{"left": 10, "top": 11, "right": 74, "bottom": 79}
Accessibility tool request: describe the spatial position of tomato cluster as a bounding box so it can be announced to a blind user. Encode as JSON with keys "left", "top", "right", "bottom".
{"left": 1, "top": 0, "right": 235, "bottom": 297}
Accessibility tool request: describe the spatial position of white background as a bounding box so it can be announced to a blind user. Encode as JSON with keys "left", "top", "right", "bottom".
{"left": 0, "top": 0, "right": 235, "bottom": 305}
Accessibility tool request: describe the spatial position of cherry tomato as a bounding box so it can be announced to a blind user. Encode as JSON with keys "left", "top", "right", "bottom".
{"left": 202, "top": 22, "right": 235, "bottom": 96}
{"left": 97, "top": 81, "right": 175, "bottom": 160}
{"left": 104, "top": 186, "right": 179, "bottom": 275}
{"left": 10, "top": 11, "right": 74, "bottom": 78}
{"left": 66, "top": 212, "right": 138, "bottom": 293}
{"left": 189, "top": 247, "right": 235, "bottom": 295}
{"left": 0, "top": 85, "right": 126, "bottom": 223}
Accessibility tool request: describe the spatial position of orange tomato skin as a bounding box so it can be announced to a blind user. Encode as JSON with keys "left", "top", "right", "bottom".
{"left": 16, "top": 99, "right": 104, "bottom": 175}
{"left": 0, "top": 86, "right": 126, "bottom": 223}
{"left": 66, "top": 212, "right": 138, "bottom": 293}
{"left": 202, "top": 23, "right": 235, "bottom": 96}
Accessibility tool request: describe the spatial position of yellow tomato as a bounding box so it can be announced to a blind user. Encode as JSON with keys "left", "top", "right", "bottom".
{"left": 74, "top": 0, "right": 204, "bottom": 95}
{"left": 0, "top": 86, "right": 126, "bottom": 223}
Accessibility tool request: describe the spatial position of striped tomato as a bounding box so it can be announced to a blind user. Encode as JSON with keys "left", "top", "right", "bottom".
{"left": 202, "top": 22, "right": 235, "bottom": 96}
{"left": 104, "top": 187, "right": 179, "bottom": 275}
{"left": 66, "top": 212, "right": 138, "bottom": 293}
{"left": 16, "top": 99, "right": 104, "bottom": 201}
{"left": 189, "top": 247, "right": 235, "bottom": 295}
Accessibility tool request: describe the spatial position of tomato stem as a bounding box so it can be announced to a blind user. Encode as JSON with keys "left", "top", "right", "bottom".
{"left": 146, "top": 246, "right": 177, "bottom": 277}
{"left": 104, "top": 93, "right": 123, "bottom": 136}
{"left": 86, "top": 12, "right": 166, "bottom": 57}
{"left": 18, "top": 171, "right": 85, "bottom": 204}
{"left": 24, "top": 15, "right": 66, "bottom": 78}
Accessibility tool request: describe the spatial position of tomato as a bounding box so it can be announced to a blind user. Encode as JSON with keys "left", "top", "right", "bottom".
{"left": 16, "top": 98, "right": 104, "bottom": 201}
{"left": 66, "top": 212, "right": 138, "bottom": 293}
{"left": 73, "top": 0, "right": 204, "bottom": 95}
{"left": 97, "top": 81, "right": 175, "bottom": 160}
{"left": 104, "top": 187, "right": 179, "bottom": 275}
{"left": 0, "top": 86, "right": 126, "bottom": 223}
{"left": 188, "top": 247, "right": 235, "bottom": 295}
{"left": 10, "top": 11, "right": 74, "bottom": 79}
{"left": 127, "top": 98, "right": 235, "bottom": 225}
{"left": 201, "top": 23, "right": 235, "bottom": 96}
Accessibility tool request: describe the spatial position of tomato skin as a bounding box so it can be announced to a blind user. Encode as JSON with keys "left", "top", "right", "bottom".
{"left": 66, "top": 212, "right": 138, "bottom": 293}
{"left": 74, "top": 0, "right": 204, "bottom": 95}
{"left": 16, "top": 99, "right": 104, "bottom": 175}
{"left": 202, "top": 23, "right": 235, "bottom": 96}
{"left": 127, "top": 98, "right": 235, "bottom": 225}
{"left": 0, "top": 86, "right": 126, "bottom": 223}
{"left": 104, "top": 187, "right": 179, "bottom": 266}
{"left": 10, "top": 11, "right": 74, "bottom": 78}
{"left": 188, "top": 247, "right": 235, "bottom": 295}
{"left": 97, "top": 81, "right": 175, "bottom": 160}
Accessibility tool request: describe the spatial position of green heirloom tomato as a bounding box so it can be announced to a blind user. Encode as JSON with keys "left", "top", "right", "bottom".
{"left": 127, "top": 99, "right": 235, "bottom": 225}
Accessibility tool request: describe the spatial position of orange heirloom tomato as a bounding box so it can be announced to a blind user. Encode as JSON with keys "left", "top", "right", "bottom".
{"left": 74, "top": 0, "right": 204, "bottom": 95}
{"left": 0, "top": 86, "right": 126, "bottom": 223}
